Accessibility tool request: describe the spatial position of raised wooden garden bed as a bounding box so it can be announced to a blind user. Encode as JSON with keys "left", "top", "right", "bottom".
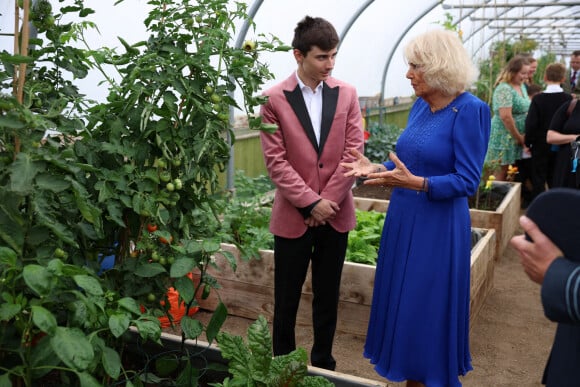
{"left": 195, "top": 227, "right": 495, "bottom": 336}
{"left": 469, "top": 182, "right": 521, "bottom": 261}
{"left": 129, "top": 329, "right": 387, "bottom": 387}
{"left": 353, "top": 182, "right": 521, "bottom": 261}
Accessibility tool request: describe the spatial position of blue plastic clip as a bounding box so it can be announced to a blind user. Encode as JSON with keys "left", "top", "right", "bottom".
{"left": 573, "top": 158, "right": 578, "bottom": 173}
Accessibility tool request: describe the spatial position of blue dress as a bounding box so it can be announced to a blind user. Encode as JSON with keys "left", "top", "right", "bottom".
{"left": 363, "top": 92, "right": 491, "bottom": 386}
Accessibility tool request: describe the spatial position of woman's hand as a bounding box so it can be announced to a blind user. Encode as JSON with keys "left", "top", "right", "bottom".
{"left": 364, "top": 152, "right": 414, "bottom": 189}
{"left": 341, "top": 149, "right": 380, "bottom": 177}
{"left": 364, "top": 153, "right": 423, "bottom": 190}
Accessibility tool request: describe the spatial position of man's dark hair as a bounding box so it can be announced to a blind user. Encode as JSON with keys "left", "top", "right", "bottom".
{"left": 573, "top": 50, "right": 580, "bottom": 57}
{"left": 292, "top": 16, "right": 339, "bottom": 55}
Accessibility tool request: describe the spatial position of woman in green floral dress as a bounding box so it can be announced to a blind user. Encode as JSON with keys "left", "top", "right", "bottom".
{"left": 486, "top": 56, "right": 531, "bottom": 180}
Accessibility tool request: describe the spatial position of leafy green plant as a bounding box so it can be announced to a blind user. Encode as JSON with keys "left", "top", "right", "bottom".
{"left": 0, "top": 0, "right": 289, "bottom": 385}
{"left": 218, "top": 171, "right": 275, "bottom": 259}
{"left": 220, "top": 181, "right": 385, "bottom": 266}
{"left": 232, "top": 170, "right": 276, "bottom": 201}
{"left": 363, "top": 122, "right": 404, "bottom": 163}
{"left": 214, "top": 315, "right": 333, "bottom": 387}
{"left": 346, "top": 210, "right": 385, "bottom": 266}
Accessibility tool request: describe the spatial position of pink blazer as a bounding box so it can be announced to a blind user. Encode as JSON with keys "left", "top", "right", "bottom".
{"left": 260, "top": 74, "right": 364, "bottom": 238}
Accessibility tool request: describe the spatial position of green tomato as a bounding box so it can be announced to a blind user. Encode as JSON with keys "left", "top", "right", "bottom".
{"left": 160, "top": 171, "right": 172, "bottom": 182}
{"left": 172, "top": 158, "right": 182, "bottom": 167}
{"left": 42, "top": 15, "right": 55, "bottom": 29}
{"left": 169, "top": 192, "right": 180, "bottom": 203}
{"left": 166, "top": 182, "right": 175, "bottom": 192}
{"left": 151, "top": 251, "right": 160, "bottom": 261}
{"left": 173, "top": 178, "right": 183, "bottom": 190}
{"left": 157, "top": 159, "right": 167, "bottom": 169}
{"left": 159, "top": 257, "right": 167, "bottom": 266}
{"left": 54, "top": 248, "right": 67, "bottom": 258}
{"left": 147, "top": 293, "right": 156, "bottom": 302}
{"left": 205, "top": 85, "right": 214, "bottom": 94}
{"left": 210, "top": 94, "right": 221, "bottom": 104}
{"left": 218, "top": 113, "right": 230, "bottom": 123}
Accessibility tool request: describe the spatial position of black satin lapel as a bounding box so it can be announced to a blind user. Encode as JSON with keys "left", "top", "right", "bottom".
{"left": 319, "top": 83, "right": 339, "bottom": 153}
{"left": 283, "top": 87, "right": 319, "bottom": 153}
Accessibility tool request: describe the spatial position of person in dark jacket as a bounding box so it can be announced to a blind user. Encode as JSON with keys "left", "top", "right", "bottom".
{"left": 511, "top": 211, "right": 580, "bottom": 387}
{"left": 524, "top": 63, "right": 573, "bottom": 201}
{"left": 547, "top": 97, "right": 580, "bottom": 189}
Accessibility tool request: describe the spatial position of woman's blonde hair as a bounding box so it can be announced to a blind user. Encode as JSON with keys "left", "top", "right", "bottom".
{"left": 404, "top": 29, "right": 478, "bottom": 96}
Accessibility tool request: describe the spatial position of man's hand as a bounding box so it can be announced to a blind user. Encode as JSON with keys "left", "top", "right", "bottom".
{"left": 304, "top": 216, "right": 323, "bottom": 227}
{"left": 309, "top": 198, "right": 340, "bottom": 225}
{"left": 510, "top": 216, "right": 563, "bottom": 284}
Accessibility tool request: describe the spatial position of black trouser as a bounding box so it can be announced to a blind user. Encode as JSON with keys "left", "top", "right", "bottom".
{"left": 516, "top": 157, "right": 533, "bottom": 206}
{"left": 530, "top": 145, "right": 558, "bottom": 203}
{"left": 530, "top": 146, "right": 550, "bottom": 203}
{"left": 273, "top": 225, "right": 348, "bottom": 370}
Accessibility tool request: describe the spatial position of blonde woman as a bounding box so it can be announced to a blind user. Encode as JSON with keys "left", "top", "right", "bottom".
{"left": 342, "top": 29, "right": 490, "bottom": 386}
{"left": 485, "top": 56, "right": 531, "bottom": 180}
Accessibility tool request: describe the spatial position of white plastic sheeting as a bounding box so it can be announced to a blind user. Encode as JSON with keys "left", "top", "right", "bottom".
{"left": 1, "top": 1, "right": 579, "bottom": 101}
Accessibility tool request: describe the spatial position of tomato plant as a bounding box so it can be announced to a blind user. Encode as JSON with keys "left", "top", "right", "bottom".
{"left": 0, "top": 0, "right": 289, "bottom": 385}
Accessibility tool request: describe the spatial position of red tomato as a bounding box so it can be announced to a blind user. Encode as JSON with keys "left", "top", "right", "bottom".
{"left": 147, "top": 224, "right": 158, "bottom": 233}
{"left": 159, "top": 235, "right": 173, "bottom": 244}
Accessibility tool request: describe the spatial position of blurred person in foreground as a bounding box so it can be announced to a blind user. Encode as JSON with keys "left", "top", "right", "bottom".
{"left": 259, "top": 16, "right": 364, "bottom": 370}
{"left": 511, "top": 194, "right": 580, "bottom": 386}
{"left": 341, "top": 29, "right": 490, "bottom": 387}
{"left": 524, "top": 63, "right": 573, "bottom": 202}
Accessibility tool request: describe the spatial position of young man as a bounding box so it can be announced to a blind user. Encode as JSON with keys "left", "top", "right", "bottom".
{"left": 259, "top": 16, "right": 364, "bottom": 371}
{"left": 524, "top": 63, "right": 573, "bottom": 202}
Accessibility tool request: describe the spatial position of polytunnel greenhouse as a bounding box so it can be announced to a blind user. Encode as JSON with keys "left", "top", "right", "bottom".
{"left": 1, "top": 1, "right": 579, "bottom": 386}
{"left": 3, "top": 1, "right": 579, "bottom": 103}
